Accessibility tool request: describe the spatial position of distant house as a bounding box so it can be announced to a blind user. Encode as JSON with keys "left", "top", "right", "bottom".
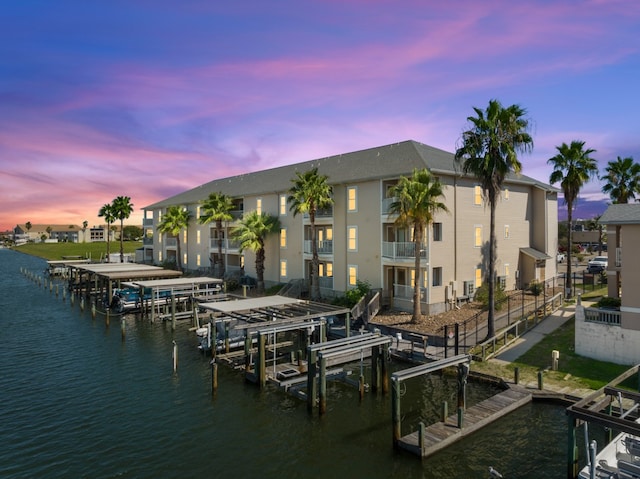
{"left": 575, "top": 203, "right": 640, "bottom": 365}
{"left": 13, "top": 224, "right": 119, "bottom": 244}
{"left": 142, "top": 140, "right": 559, "bottom": 314}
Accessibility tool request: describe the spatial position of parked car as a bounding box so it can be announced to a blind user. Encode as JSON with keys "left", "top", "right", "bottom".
{"left": 587, "top": 256, "right": 608, "bottom": 273}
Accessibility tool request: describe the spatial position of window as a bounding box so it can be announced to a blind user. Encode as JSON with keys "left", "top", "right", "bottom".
{"left": 432, "top": 267, "right": 442, "bottom": 287}
{"left": 475, "top": 268, "right": 482, "bottom": 288}
{"left": 433, "top": 223, "right": 442, "bottom": 241}
{"left": 183, "top": 230, "right": 187, "bottom": 243}
{"left": 326, "top": 262, "right": 333, "bottom": 277}
{"left": 505, "top": 264, "right": 510, "bottom": 277}
{"left": 474, "top": 185, "right": 482, "bottom": 205}
{"left": 326, "top": 227, "right": 333, "bottom": 241}
{"left": 158, "top": 251, "right": 163, "bottom": 262}
{"left": 474, "top": 226, "right": 482, "bottom": 247}
{"left": 197, "top": 230, "right": 201, "bottom": 245}
{"left": 256, "top": 198, "right": 262, "bottom": 214}
{"left": 197, "top": 254, "right": 201, "bottom": 267}
{"left": 280, "top": 228, "right": 287, "bottom": 248}
{"left": 280, "top": 260, "right": 287, "bottom": 278}
{"left": 279, "top": 195, "right": 287, "bottom": 215}
{"left": 347, "top": 186, "right": 357, "bottom": 212}
{"left": 347, "top": 226, "right": 357, "bottom": 251}
{"left": 319, "top": 264, "right": 324, "bottom": 276}
{"left": 504, "top": 225, "right": 510, "bottom": 239}
{"left": 196, "top": 206, "right": 201, "bottom": 218}
{"left": 348, "top": 265, "right": 357, "bottom": 286}
{"left": 411, "top": 269, "right": 416, "bottom": 287}
{"left": 183, "top": 253, "right": 187, "bottom": 266}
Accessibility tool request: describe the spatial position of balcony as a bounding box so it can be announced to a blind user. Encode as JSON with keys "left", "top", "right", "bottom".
{"left": 143, "top": 218, "right": 154, "bottom": 228}
{"left": 393, "top": 284, "right": 426, "bottom": 301}
{"left": 209, "top": 238, "right": 242, "bottom": 251}
{"left": 303, "top": 206, "right": 333, "bottom": 219}
{"left": 381, "top": 197, "right": 397, "bottom": 215}
{"left": 165, "top": 237, "right": 177, "bottom": 247}
{"left": 318, "top": 276, "right": 334, "bottom": 291}
{"left": 304, "top": 240, "right": 333, "bottom": 255}
{"left": 382, "top": 242, "right": 427, "bottom": 260}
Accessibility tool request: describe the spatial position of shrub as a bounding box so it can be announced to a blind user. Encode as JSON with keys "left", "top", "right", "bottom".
{"left": 528, "top": 280, "right": 543, "bottom": 296}
{"left": 333, "top": 280, "right": 371, "bottom": 309}
{"left": 597, "top": 296, "right": 621, "bottom": 309}
{"left": 474, "top": 282, "right": 507, "bottom": 311}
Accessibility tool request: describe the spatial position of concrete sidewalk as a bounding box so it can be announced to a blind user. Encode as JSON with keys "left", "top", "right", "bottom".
{"left": 493, "top": 302, "right": 582, "bottom": 362}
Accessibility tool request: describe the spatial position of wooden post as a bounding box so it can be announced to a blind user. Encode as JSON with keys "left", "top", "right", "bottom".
{"left": 211, "top": 361, "right": 218, "bottom": 394}
{"left": 454, "top": 323, "right": 459, "bottom": 356}
{"left": 319, "top": 356, "right": 327, "bottom": 415}
{"left": 391, "top": 377, "right": 401, "bottom": 447}
{"left": 371, "top": 346, "right": 379, "bottom": 393}
{"left": 359, "top": 374, "right": 365, "bottom": 401}
{"left": 514, "top": 367, "right": 519, "bottom": 384}
{"left": 441, "top": 401, "right": 448, "bottom": 422}
{"left": 244, "top": 334, "right": 252, "bottom": 370}
{"left": 345, "top": 312, "right": 351, "bottom": 338}
{"left": 381, "top": 343, "right": 389, "bottom": 394}
{"left": 225, "top": 322, "right": 230, "bottom": 354}
{"left": 538, "top": 370, "right": 544, "bottom": 390}
{"left": 443, "top": 325, "right": 448, "bottom": 358}
{"left": 171, "top": 295, "right": 176, "bottom": 331}
{"left": 419, "top": 422, "right": 425, "bottom": 456}
{"left": 567, "top": 416, "right": 578, "bottom": 478}
{"left": 306, "top": 347, "right": 317, "bottom": 413}
{"left": 457, "top": 407, "right": 464, "bottom": 428}
{"left": 172, "top": 341, "right": 178, "bottom": 374}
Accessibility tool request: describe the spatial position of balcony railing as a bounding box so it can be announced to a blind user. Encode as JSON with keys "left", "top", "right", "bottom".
{"left": 209, "top": 238, "right": 241, "bottom": 250}
{"left": 303, "top": 206, "right": 333, "bottom": 219}
{"left": 304, "top": 240, "right": 333, "bottom": 255}
{"left": 382, "top": 241, "right": 427, "bottom": 260}
{"left": 393, "top": 284, "right": 426, "bottom": 300}
{"left": 165, "top": 237, "right": 177, "bottom": 247}
{"left": 584, "top": 306, "right": 621, "bottom": 325}
{"left": 143, "top": 218, "right": 154, "bottom": 227}
{"left": 381, "top": 197, "right": 397, "bottom": 215}
{"left": 318, "top": 276, "right": 334, "bottom": 290}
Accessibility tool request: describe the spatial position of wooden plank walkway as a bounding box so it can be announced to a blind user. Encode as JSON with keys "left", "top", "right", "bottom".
{"left": 397, "top": 387, "right": 532, "bottom": 457}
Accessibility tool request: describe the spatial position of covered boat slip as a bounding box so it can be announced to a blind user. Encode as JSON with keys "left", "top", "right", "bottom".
{"left": 67, "top": 263, "right": 183, "bottom": 306}
{"left": 567, "top": 364, "right": 640, "bottom": 479}
{"left": 45, "top": 259, "right": 91, "bottom": 276}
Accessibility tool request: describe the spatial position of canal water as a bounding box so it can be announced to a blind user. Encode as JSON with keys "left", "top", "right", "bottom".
{"left": 0, "top": 249, "right": 593, "bottom": 478}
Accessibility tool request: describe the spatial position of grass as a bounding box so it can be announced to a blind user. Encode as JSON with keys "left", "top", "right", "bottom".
{"left": 12, "top": 241, "right": 142, "bottom": 261}
{"left": 472, "top": 289, "right": 637, "bottom": 393}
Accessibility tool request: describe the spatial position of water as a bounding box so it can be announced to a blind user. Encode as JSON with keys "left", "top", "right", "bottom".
{"left": 0, "top": 249, "right": 588, "bottom": 478}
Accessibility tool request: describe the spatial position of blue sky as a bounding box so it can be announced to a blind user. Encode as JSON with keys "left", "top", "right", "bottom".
{"left": 1, "top": 0, "right": 639, "bottom": 230}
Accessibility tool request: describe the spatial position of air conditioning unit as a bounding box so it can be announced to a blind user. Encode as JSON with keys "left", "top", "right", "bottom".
{"left": 463, "top": 281, "right": 474, "bottom": 297}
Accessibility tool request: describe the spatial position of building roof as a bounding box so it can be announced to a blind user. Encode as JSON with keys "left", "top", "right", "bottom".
{"left": 144, "top": 140, "right": 555, "bottom": 210}
{"left": 599, "top": 204, "right": 640, "bottom": 225}
{"left": 520, "top": 247, "right": 551, "bottom": 261}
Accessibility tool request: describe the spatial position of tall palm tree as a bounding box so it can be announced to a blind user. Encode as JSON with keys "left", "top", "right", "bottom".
{"left": 455, "top": 99, "right": 533, "bottom": 339}
{"left": 586, "top": 214, "right": 603, "bottom": 255}
{"left": 98, "top": 203, "right": 116, "bottom": 262}
{"left": 231, "top": 211, "right": 280, "bottom": 293}
{"left": 601, "top": 156, "right": 640, "bottom": 204}
{"left": 112, "top": 196, "right": 134, "bottom": 263}
{"left": 199, "top": 192, "right": 234, "bottom": 277}
{"left": 157, "top": 205, "right": 192, "bottom": 270}
{"left": 288, "top": 167, "right": 333, "bottom": 301}
{"left": 389, "top": 168, "right": 448, "bottom": 322}
{"left": 25, "top": 221, "right": 32, "bottom": 234}
{"left": 548, "top": 140, "right": 598, "bottom": 298}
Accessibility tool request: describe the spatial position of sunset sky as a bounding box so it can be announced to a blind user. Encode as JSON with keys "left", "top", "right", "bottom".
{"left": 1, "top": 1, "right": 639, "bottom": 231}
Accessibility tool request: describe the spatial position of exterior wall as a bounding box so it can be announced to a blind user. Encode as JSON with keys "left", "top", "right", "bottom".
{"left": 620, "top": 224, "right": 640, "bottom": 331}
{"left": 575, "top": 304, "right": 640, "bottom": 365}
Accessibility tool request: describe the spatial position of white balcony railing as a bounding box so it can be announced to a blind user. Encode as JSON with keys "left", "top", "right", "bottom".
{"left": 165, "top": 237, "right": 177, "bottom": 247}
{"left": 303, "top": 207, "right": 333, "bottom": 219}
{"left": 209, "top": 238, "right": 241, "bottom": 250}
{"left": 393, "top": 284, "right": 426, "bottom": 300}
{"left": 304, "top": 240, "right": 333, "bottom": 255}
{"left": 584, "top": 306, "right": 621, "bottom": 325}
{"left": 381, "top": 197, "right": 397, "bottom": 215}
{"left": 318, "top": 276, "right": 334, "bottom": 290}
{"left": 382, "top": 242, "right": 427, "bottom": 260}
{"left": 143, "top": 218, "right": 154, "bottom": 227}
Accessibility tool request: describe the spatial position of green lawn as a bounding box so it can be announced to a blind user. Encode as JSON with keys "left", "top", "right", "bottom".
{"left": 12, "top": 241, "right": 142, "bottom": 261}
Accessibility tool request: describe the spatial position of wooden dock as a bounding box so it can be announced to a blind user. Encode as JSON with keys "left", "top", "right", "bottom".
{"left": 397, "top": 387, "right": 532, "bottom": 457}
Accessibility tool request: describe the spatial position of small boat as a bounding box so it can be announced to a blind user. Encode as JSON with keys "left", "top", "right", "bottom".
{"left": 108, "top": 287, "right": 175, "bottom": 313}
{"left": 579, "top": 422, "right": 640, "bottom": 478}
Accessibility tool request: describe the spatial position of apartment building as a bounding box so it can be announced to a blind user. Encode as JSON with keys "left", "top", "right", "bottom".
{"left": 576, "top": 203, "right": 640, "bottom": 365}
{"left": 143, "top": 140, "right": 558, "bottom": 314}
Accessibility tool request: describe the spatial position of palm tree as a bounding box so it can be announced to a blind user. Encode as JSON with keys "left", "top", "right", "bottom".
{"left": 288, "top": 167, "right": 333, "bottom": 301}
{"left": 548, "top": 140, "right": 598, "bottom": 298}
{"left": 98, "top": 203, "right": 116, "bottom": 262}
{"left": 388, "top": 168, "right": 448, "bottom": 322}
{"left": 586, "top": 215, "right": 603, "bottom": 255}
{"left": 231, "top": 211, "right": 280, "bottom": 293}
{"left": 25, "top": 221, "right": 32, "bottom": 234}
{"left": 199, "top": 192, "right": 234, "bottom": 277}
{"left": 157, "top": 205, "right": 192, "bottom": 270}
{"left": 112, "top": 196, "right": 134, "bottom": 262}
{"left": 455, "top": 99, "right": 533, "bottom": 339}
{"left": 601, "top": 156, "right": 640, "bottom": 204}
